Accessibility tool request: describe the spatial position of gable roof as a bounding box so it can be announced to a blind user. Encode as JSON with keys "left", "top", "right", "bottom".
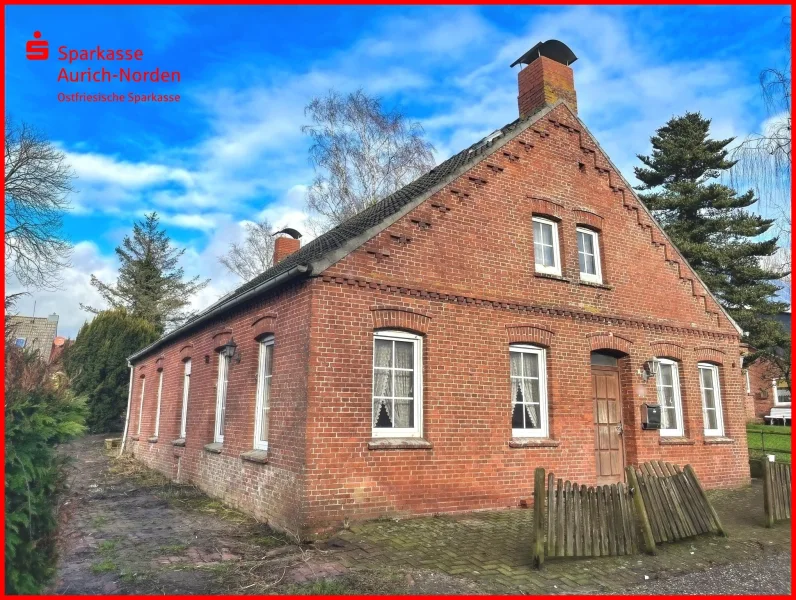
{"left": 130, "top": 101, "right": 741, "bottom": 362}
{"left": 7, "top": 315, "right": 59, "bottom": 361}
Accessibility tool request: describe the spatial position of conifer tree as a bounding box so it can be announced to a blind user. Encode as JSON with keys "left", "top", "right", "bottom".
{"left": 83, "top": 212, "right": 209, "bottom": 333}
{"left": 65, "top": 309, "right": 159, "bottom": 433}
{"left": 635, "top": 112, "right": 789, "bottom": 368}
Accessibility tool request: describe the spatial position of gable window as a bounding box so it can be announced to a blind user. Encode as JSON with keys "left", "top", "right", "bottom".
{"left": 154, "top": 371, "right": 164, "bottom": 437}
{"left": 656, "top": 358, "right": 684, "bottom": 437}
{"left": 698, "top": 363, "right": 724, "bottom": 436}
{"left": 372, "top": 331, "right": 422, "bottom": 438}
{"left": 253, "top": 337, "right": 274, "bottom": 450}
{"left": 576, "top": 227, "right": 602, "bottom": 283}
{"left": 136, "top": 377, "right": 146, "bottom": 436}
{"left": 14, "top": 337, "right": 26, "bottom": 348}
{"left": 532, "top": 217, "right": 561, "bottom": 276}
{"left": 180, "top": 360, "right": 191, "bottom": 439}
{"left": 510, "top": 345, "right": 549, "bottom": 438}
{"left": 214, "top": 351, "right": 229, "bottom": 443}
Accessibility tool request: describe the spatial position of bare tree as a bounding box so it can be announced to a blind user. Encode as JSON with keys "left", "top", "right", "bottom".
{"left": 219, "top": 219, "right": 275, "bottom": 282}
{"left": 302, "top": 90, "right": 436, "bottom": 234}
{"left": 5, "top": 119, "right": 74, "bottom": 290}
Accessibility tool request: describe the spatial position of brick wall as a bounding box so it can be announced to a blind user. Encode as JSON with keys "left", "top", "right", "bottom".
{"left": 744, "top": 357, "right": 787, "bottom": 420}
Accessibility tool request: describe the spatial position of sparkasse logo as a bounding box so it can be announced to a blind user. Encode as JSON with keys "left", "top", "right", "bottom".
{"left": 26, "top": 31, "right": 48, "bottom": 60}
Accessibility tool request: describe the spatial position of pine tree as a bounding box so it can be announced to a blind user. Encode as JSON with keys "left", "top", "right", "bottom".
{"left": 83, "top": 212, "right": 209, "bottom": 333}
{"left": 635, "top": 112, "right": 790, "bottom": 367}
{"left": 65, "top": 309, "right": 159, "bottom": 433}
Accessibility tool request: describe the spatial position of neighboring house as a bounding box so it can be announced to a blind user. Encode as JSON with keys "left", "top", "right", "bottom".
{"left": 49, "top": 336, "right": 73, "bottom": 366}
{"left": 743, "top": 311, "right": 791, "bottom": 422}
{"left": 124, "top": 40, "right": 750, "bottom": 537}
{"left": 7, "top": 313, "right": 59, "bottom": 362}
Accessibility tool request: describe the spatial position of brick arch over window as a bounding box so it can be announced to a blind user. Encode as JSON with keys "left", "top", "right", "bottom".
{"left": 137, "top": 364, "right": 147, "bottom": 375}
{"left": 694, "top": 346, "right": 726, "bottom": 365}
{"left": 587, "top": 332, "right": 633, "bottom": 354}
{"left": 529, "top": 196, "right": 564, "bottom": 220}
{"left": 179, "top": 344, "right": 193, "bottom": 360}
{"left": 370, "top": 307, "right": 431, "bottom": 335}
{"left": 650, "top": 342, "right": 685, "bottom": 361}
{"left": 211, "top": 328, "right": 233, "bottom": 349}
{"left": 573, "top": 208, "right": 603, "bottom": 231}
{"left": 251, "top": 314, "right": 277, "bottom": 339}
{"left": 506, "top": 325, "right": 554, "bottom": 347}
{"left": 155, "top": 356, "right": 164, "bottom": 372}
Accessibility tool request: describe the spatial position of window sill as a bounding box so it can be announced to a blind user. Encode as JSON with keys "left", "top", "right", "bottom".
{"left": 368, "top": 438, "right": 433, "bottom": 450}
{"left": 171, "top": 438, "right": 186, "bottom": 447}
{"left": 130, "top": 435, "right": 140, "bottom": 441}
{"left": 240, "top": 450, "right": 269, "bottom": 464}
{"left": 509, "top": 438, "right": 560, "bottom": 448}
{"left": 578, "top": 280, "right": 613, "bottom": 290}
{"left": 704, "top": 437, "right": 734, "bottom": 445}
{"left": 147, "top": 436, "right": 158, "bottom": 444}
{"left": 534, "top": 272, "right": 569, "bottom": 283}
{"left": 204, "top": 442, "right": 223, "bottom": 454}
{"left": 659, "top": 437, "right": 695, "bottom": 446}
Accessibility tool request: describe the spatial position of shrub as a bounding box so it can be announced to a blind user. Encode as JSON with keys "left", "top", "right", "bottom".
{"left": 65, "top": 309, "right": 159, "bottom": 433}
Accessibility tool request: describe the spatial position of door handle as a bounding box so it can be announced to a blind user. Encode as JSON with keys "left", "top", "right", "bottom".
{"left": 615, "top": 423, "right": 624, "bottom": 436}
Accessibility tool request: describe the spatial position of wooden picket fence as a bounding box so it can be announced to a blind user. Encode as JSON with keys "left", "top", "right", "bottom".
{"left": 532, "top": 462, "right": 726, "bottom": 567}
{"left": 763, "top": 460, "right": 791, "bottom": 526}
{"left": 531, "top": 468, "right": 638, "bottom": 567}
{"left": 629, "top": 461, "right": 725, "bottom": 545}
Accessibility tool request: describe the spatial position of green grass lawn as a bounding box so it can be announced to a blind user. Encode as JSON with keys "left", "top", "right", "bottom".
{"left": 747, "top": 423, "right": 792, "bottom": 464}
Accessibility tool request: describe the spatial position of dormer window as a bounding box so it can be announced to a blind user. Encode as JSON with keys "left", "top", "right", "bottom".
{"left": 532, "top": 217, "right": 561, "bottom": 276}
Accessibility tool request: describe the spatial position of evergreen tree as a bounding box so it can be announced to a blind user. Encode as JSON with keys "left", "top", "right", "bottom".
{"left": 65, "top": 309, "right": 159, "bottom": 433}
{"left": 635, "top": 112, "right": 790, "bottom": 367}
{"left": 83, "top": 212, "right": 209, "bottom": 333}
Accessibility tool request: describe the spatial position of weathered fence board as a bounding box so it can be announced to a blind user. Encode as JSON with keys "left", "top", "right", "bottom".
{"left": 763, "top": 460, "right": 792, "bottom": 526}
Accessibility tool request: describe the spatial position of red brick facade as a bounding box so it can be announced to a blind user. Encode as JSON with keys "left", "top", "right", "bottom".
{"left": 125, "top": 51, "right": 750, "bottom": 537}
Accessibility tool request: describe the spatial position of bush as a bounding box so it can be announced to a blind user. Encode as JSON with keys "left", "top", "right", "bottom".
{"left": 65, "top": 309, "right": 159, "bottom": 433}
{"left": 5, "top": 342, "right": 86, "bottom": 594}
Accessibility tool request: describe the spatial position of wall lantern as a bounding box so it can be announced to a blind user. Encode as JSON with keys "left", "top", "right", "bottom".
{"left": 221, "top": 338, "right": 241, "bottom": 364}
{"left": 639, "top": 358, "right": 659, "bottom": 383}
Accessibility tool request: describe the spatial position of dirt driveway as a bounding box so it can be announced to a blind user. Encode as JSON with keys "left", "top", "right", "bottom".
{"left": 54, "top": 435, "right": 790, "bottom": 594}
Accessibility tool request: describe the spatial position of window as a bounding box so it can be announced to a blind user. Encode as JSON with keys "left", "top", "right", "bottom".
{"left": 14, "top": 337, "right": 26, "bottom": 348}
{"left": 774, "top": 379, "right": 791, "bottom": 405}
{"left": 698, "top": 363, "right": 724, "bottom": 436}
{"left": 372, "top": 331, "right": 422, "bottom": 437}
{"left": 154, "top": 371, "right": 164, "bottom": 437}
{"left": 576, "top": 227, "right": 602, "bottom": 283}
{"left": 655, "top": 359, "right": 684, "bottom": 437}
{"left": 253, "top": 337, "right": 274, "bottom": 450}
{"left": 136, "top": 377, "right": 146, "bottom": 436}
{"left": 510, "top": 345, "right": 549, "bottom": 438}
{"left": 180, "top": 360, "right": 191, "bottom": 439}
{"left": 532, "top": 217, "right": 561, "bottom": 276}
{"left": 214, "top": 352, "right": 229, "bottom": 443}
{"left": 744, "top": 369, "right": 751, "bottom": 394}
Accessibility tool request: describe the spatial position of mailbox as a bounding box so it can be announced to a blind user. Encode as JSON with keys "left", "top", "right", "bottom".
{"left": 641, "top": 403, "right": 661, "bottom": 430}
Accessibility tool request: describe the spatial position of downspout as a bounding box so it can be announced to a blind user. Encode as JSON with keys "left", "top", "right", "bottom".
{"left": 118, "top": 362, "right": 134, "bottom": 457}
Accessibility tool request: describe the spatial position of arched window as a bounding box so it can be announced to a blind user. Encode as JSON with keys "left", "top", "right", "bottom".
{"left": 655, "top": 358, "right": 684, "bottom": 437}
{"left": 509, "top": 344, "right": 549, "bottom": 438}
{"left": 372, "top": 330, "right": 423, "bottom": 438}
{"left": 698, "top": 363, "right": 724, "bottom": 437}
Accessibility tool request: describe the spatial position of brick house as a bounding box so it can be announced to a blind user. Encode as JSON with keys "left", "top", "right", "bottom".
{"left": 742, "top": 311, "right": 791, "bottom": 422}
{"left": 123, "top": 40, "right": 750, "bottom": 536}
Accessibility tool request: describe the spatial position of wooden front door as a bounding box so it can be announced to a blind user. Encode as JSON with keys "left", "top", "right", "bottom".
{"left": 592, "top": 366, "right": 625, "bottom": 485}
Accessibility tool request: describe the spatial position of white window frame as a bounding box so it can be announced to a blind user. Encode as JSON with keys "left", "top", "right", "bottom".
{"left": 773, "top": 379, "right": 791, "bottom": 405}
{"left": 744, "top": 369, "right": 751, "bottom": 394}
{"left": 179, "top": 359, "right": 191, "bottom": 439}
{"left": 576, "top": 227, "right": 603, "bottom": 284}
{"left": 136, "top": 377, "right": 146, "bottom": 436}
{"left": 656, "top": 358, "right": 684, "bottom": 437}
{"left": 214, "top": 351, "right": 229, "bottom": 444}
{"left": 154, "top": 370, "right": 164, "bottom": 437}
{"left": 698, "top": 363, "right": 725, "bottom": 437}
{"left": 372, "top": 330, "right": 423, "bottom": 438}
{"left": 510, "top": 344, "right": 549, "bottom": 439}
{"left": 532, "top": 217, "right": 562, "bottom": 276}
{"left": 253, "top": 337, "right": 274, "bottom": 451}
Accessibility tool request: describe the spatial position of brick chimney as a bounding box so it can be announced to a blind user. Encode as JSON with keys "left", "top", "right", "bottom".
{"left": 272, "top": 228, "right": 302, "bottom": 265}
{"left": 511, "top": 40, "right": 578, "bottom": 118}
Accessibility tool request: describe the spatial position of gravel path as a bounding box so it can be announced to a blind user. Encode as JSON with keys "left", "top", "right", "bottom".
{"left": 625, "top": 552, "right": 791, "bottom": 595}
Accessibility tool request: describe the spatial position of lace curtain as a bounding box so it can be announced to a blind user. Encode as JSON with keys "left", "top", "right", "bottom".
{"left": 510, "top": 351, "right": 539, "bottom": 429}
{"left": 373, "top": 339, "right": 414, "bottom": 428}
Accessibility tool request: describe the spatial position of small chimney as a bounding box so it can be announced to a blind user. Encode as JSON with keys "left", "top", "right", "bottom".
{"left": 511, "top": 40, "right": 578, "bottom": 118}
{"left": 272, "top": 228, "right": 302, "bottom": 265}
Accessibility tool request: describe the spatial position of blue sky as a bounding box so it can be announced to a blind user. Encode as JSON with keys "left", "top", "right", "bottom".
{"left": 5, "top": 5, "right": 791, "bottom": 337}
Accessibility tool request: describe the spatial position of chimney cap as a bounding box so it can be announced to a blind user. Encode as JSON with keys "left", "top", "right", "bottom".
{"left": 511, "top": 40, "right": 577, "bottom": 68}
{"left": 272, "top": 227, "right": 302, "bottom": 239}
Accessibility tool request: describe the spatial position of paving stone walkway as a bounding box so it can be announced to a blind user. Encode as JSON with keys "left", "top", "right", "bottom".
{"left": 55, "top": 435, "right": 790, "bottom": 594}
